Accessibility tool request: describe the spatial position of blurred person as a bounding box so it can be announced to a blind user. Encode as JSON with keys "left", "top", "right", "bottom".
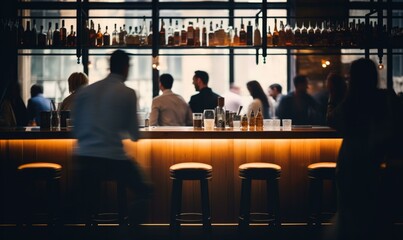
{"left": 268, "top": 83, "right": 283, "bottom": 118}
{"left": 0, "top": 81, "right": 28, "bottom": 127}
{"left": 60, "top": 72, "right": 89, "bottom": 111}
{"left": 189, "top": 70, "right": 220, "bottom": 113}
{"left": 223, "top": 83, "right": 243, "bottom": 113}
{"left": 327, "top": 58, "right": 403, "bottom": 240}
{"left": 315, "top": 73, "right": 347, "bottom": 125}
{"left": 72, "top": 50, "right": 153, "bottom": 235}
{"left": 246, "top": 80, "right": 270, "bottom": 119}
{"left": 277, "top": 75, "right": 321, "bottom": 125}
{"left": 149, "top": 73, "right": 192, "bottom": 126}
{"left": 26, "top": 84, "right": 51, "bottom": 125}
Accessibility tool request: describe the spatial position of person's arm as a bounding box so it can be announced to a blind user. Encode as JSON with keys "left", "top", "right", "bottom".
{"left": 128, "top": 90, "right": 140, "bottom": 141}
{"left": 149, "top": 99, "right": 159, "bottom": 126}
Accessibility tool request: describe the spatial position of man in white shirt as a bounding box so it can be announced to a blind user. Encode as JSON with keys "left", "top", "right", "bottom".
{"left": 149, "top": 74, "right": 192, "bottom": 126}
{"left": 72, "top": 50, "right": 152, "bottom": 231}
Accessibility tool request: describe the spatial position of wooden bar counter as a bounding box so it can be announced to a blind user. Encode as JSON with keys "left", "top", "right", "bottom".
{"left": 0, "top": 126, "right": 342, "bottom": 224}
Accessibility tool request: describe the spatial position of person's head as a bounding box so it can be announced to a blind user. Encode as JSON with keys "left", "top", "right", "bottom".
{"left": 293, "top": 75, "right": 308, "bottom": 94}
{"left": 349, "top": 58, "right": 378, "bottom": 95}
{"left": 110, "top": 50, "right": 130, "bottom": 81}
{"left": 30, "top": 84, "right": 43, "bottom": 97}
{"left": 192, "top": 70, "right": 209, "bottom": 91}
{"left": 326, "top": 72, "right": 347, "bottom": 98}
{"left": 68, "top": 72, "right": 89, "bottom": 93}
{"left": 159, "top": 73, "right": 174, "bottom": 90}
{"left": 268, "top": 83, "right": 282, "bottom": 99}
{"left": 246, "top": 80, "right": 269, "bottom": 107}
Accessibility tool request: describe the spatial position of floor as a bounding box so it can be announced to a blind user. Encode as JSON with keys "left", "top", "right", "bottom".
{"left": 1, "top": 223, "right": 403, "bottom": 240}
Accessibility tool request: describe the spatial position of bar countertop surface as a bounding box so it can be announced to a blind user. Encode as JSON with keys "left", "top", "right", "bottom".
{"left": 0, "top": 126, "right": 342, "bottom": 139}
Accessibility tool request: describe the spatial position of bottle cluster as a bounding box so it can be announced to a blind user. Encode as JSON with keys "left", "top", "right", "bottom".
{"left": 2, "top": 17, "right": 402, "bottom": 48}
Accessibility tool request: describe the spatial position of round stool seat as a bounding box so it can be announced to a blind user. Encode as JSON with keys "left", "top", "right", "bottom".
{"left": 18, "top": 162, "right": 62, "bottom": 179}
{"left": 239, "top": 162, "right": 281, "bottom": 180}
{"left": 308, "top": 162, "right": 336, "bottom": 180}
{"left": 170, "top": 162, "right": 212, "bottom": 180}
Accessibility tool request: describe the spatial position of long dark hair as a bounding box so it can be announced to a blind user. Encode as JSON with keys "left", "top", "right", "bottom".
{"left": 247, "top": 80, "right": 270, "bottom": 118}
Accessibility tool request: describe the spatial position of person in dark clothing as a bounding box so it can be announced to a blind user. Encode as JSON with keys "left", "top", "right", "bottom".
{"left": 277, "top": 75, "right": 321, "bottom": 125}
{"left": 0, "top": 81, "right": 28, "bottom": 127}
{"left": 327, "top": 58, "right": 403, "bottom": 240}
{"left": 189, "top": 70, "right": 220, "bottom": 113}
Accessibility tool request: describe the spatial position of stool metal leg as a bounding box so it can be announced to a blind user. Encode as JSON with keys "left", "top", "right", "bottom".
{"left": 117, "top": 181, "right": 128, "bottom": 226}
{"left": 200, "top": 179, "right": 212, "bottom": 236}
{"left": 268, "top": 179, "right": 281, "bottom": 228}
{"left": 170, "top": 179, "right": 182, "bottom": 239}
{"left": 238, "top": 179, "right": 251, "bottom": 234}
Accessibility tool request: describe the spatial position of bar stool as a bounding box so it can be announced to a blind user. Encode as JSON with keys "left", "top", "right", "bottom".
{"left": 238, "top": 162, "right": 281, "bottom": 233}
{"left": 169, "top": 162, "right": 213, "bottom": 239}
{"left": 17, "top": 162, "right": 62, "bottom": 227}
{"left": 82, "top": 171, "right": 128, "bottom": 228}
{"left": 307, "top": 162, "right": 337, "bottom": 226}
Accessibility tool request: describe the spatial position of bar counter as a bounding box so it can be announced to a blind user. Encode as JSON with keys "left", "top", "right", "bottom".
{"left": 0, "top": 126, "right": 342, "bottom": 223}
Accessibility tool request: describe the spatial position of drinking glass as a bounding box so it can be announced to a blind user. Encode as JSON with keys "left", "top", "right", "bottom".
{"left": 203, "top": 109, "right": 215, "bottom": 131}
{"left": 193, "top": 113, "right": 203, "bottom": 130}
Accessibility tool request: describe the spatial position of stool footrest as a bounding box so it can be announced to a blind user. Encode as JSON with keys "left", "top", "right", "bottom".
{"left": 175, "top": 213, "right": 207, "bottom": 223}
{"left": 240, "top": 212, "right": 276, "bottom": 223}
{"left": 91, "top": 212, "right": 126, "bottom": 223}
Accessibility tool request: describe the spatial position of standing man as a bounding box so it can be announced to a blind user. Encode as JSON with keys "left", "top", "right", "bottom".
{"left": 149, "top": 73, "right": 192, "bottom": 126}
{"left": 189, "top": 70, "right": 220, "bottom": 113}
{"left": 268, "top": 83, "right": 283, "bottom": 118}
{"left": 277, "top": 75, "right": 321, "bottom": 125}
{"left": 72, "top": 50, "right": 152, "bottom": 232}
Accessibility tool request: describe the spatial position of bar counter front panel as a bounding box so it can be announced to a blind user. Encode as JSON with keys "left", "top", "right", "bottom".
{"left": 0, "top": 127, "right": 342, "bottom": 223}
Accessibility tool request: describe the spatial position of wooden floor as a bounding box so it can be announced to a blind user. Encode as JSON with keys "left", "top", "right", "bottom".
{"left": 1, "top": 223, "right": 403, "bottom": 240}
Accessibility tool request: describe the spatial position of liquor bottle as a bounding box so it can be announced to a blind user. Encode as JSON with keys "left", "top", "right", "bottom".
{"left": 96, "top": 24, "right": 103, "bottom": 47}
{"left": 23, "top": 20, "right": 31, "bottom": 47}
{"left": 140, "top": 16, "right": 148, "bottom": 46}
{"left": 248, "top": 110, "right": 256, "bottom": 130}
{"left": 60, "top": 19, "right": 67, "bottom": 46}
{"left": 201, "top": 18, "right": 207, "bottom": 47}
{"left": 307, "top": 21, "right": 314, "bottom": 46}
{"left": 278, "top": 20, "right": 285, "bottom": 46}
{"left": 31, "top": 20, "right": 38, "bottom": 47}
{"left": 160, "top": 19, "right": 166, "bottom": 46}
{"left": 148, "top": 21, "right": 153, "bottom": 46}
{"left": 214, "top": 21, "right": 225, "bottom": 46}
{"left": 284, "top": 22, "right": 294, "bottom": 46}
{"left": 67, "top": 25, "right": 76, "bottom": 47}
{"left": 89, "top": 20, "right": 96, "bottom": 47}
{"left": 187, "top": 21, "right": 194, "bottom": 46}
{"left": 246, "top": 20, "right": 253, "bottom": 45}
{"left": 233, "top": 27, "right": 240, "bottom": 46}
{"left": 313, "top": 22, "right": 321, "bottom": 46}
{"left": 300, "top": 22, "right": 308, "bottom": 46}
{"left": 255, "top": 107, "right": 263, "bottom": 131}
{"left": 119, "top": 24, "right": 127, "bottom": 45}
{"left": 239, "top": 18, "right": 247, "bottom": 46}
{"left": 194, "top": 18, "right": 200, "bottom": 47}
{"left": 112, "top": 23, "right": 118, "bottom": 45}
{"left": 272, "top": 18, "right": 279, "bottom": 46}
{"left": 82, "top": 20, "right": 90, "bottom": 47}
{"left": 208, "top": 21, "right": 215, "bottom": 46}
{"left": 53, "top": 22, "right": 60, "bottom": 47}
{"left": 320, "top": 21, "right": 329, "bottom": 46}
{"left": 17, "top": 20, "right": 24, "bottom": 46}
{"left": 180, "top": 22, "right": 187, "bottom": 46}
{"left": 167, "top": 18, "right": 174, "bottom": 46}
{"left": 215, "top": 97, "right": 226, "bottom": 130}
{"left": 267, "top": 25, "right": 273, "bottom": 46}
{"left": 294, "top": 22, "right": 301, "bottom": 46}
{"left": 241, "top": 114, "right": 248, "bottom": 131}
{"left": 174, "top": 20, "right": 180, "bottom": 46}
{"left": 37, "top": 25, "right": 47, "bottom": 47}
{"left": 133, "top": 26, "right": 141, "bottom": 46}
{"left": 103, "top": 25, "right": 110, "bottom": 46}
{"left": 253, "top": 17, "right": 261, "bottom": 47}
